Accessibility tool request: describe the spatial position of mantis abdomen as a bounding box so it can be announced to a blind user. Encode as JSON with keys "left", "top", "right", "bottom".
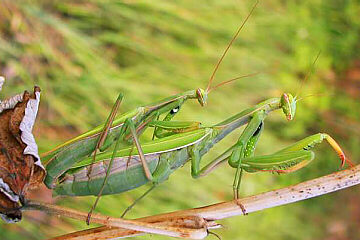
{"left": 54, "top": 129, "right": 211, "bottom": 196}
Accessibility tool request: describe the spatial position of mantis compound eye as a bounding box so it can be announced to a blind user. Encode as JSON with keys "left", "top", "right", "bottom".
{"left": 280, "top": 93, "right": 296, "bottom": 121}
{"left": 170, "top": 106, "right": 180, "bottom": 115}
{"left": 196, "top": 88, "right": 207, "bottom": 107}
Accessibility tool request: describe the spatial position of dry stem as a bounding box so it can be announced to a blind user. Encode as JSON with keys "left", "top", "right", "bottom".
{"left": 23, "top": 201, "right": 209, "bottom": 239}
{"left": 45, "top": 164, "right": 360, "bottom": 240}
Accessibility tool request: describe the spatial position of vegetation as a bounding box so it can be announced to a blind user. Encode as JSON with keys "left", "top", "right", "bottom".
{"left": 0, "top": 0, "right": 359, "bottom": 239}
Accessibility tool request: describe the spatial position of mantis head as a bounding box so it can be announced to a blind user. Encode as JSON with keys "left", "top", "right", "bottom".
{"left": 280, "top": 93, "right": 297, "bottom": 121}
{"left": 196, "top": 88, "right": 208, "bottom": 107}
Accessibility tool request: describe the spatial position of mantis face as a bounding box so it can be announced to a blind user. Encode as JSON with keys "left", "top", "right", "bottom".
{"left": 196, "top": 88, "right": 208, "bottom": 107}
{"left": 280, "top": 93, "right": 297, "bottom": 121}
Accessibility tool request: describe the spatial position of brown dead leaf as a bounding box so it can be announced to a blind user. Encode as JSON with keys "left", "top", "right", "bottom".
{"left": 0, "top": 85, "right": 45, "bottom": 222}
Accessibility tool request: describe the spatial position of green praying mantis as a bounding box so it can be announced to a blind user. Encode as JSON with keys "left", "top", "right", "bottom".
{"left": 51, "top": 90, "right": 353, "bottom": 219}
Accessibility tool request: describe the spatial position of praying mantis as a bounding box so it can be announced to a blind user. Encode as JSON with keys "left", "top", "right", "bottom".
{"left": 51, "top": 90, "right": 353, "bottom": 218}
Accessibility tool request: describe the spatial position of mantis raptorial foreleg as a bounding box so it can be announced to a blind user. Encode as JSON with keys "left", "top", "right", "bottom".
{"left": 153, "top": 106, "right": 180, "bottom": 138}
{"left": 227, "top": 128, "right": 353, "bottom": 215}
{"left": 151, "top": 120, "right": 203, "bottom": 139}
{"left": 229, "top": 111, "right": 265, "bottom": 200}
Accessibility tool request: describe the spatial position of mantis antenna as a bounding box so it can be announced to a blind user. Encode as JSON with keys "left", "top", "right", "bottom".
{"left": 296, "top": 92, "right": 335, "bottom": 102}
{"left": 206, "top": 0, "right": 259, "bottom": 93}
{"left": 295, "top": 51, "right": 321, "bottom": 99}
{"left": 208, "top": 72, "right": 260, "bottom": 93}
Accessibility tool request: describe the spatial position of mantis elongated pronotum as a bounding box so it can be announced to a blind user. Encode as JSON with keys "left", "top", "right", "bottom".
{"left": 52, "top": 90, "right": 353, "bottom": 218}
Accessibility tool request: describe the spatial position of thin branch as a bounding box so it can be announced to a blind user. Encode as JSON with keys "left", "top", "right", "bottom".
{"left": 48, "top": 164, "right": 360, "bottom": 239}
{"left": 23, "top": 201, "right": 209, "bottom": 239}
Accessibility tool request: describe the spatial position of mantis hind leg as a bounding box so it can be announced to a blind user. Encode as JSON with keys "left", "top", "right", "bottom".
{"left": 87, "top": 94, "right": 125, "bottom": 224}
{"left": 122, "top": 150, "right": 172, "bottom": 217}
{"left": 121, "top": 185, "right": 156, "bottom": 218}
{"left": 87, "top": 117, "right": 156, "bottom": 223}
{"left": 88, "top": 93, "right": 124, "bottom": 177}
{"left": 189, "top": 111, "right": 266, "bottom": 215}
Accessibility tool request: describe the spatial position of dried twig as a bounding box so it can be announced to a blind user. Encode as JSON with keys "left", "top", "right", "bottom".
{"left": 23, "top": 201, "right": 209, "bottom": 239}
{"left": 46, "top": 164, "right": 360, "bottom": 240}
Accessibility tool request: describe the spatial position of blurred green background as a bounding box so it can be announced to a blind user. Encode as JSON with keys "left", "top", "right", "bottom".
{"left": 1, "top": 0, "right": 360, "bottom": 239}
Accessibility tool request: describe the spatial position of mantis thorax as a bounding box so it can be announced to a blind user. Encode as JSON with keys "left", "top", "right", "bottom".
{"left": 280, "top": 93, "right": 297, "bottom": 121}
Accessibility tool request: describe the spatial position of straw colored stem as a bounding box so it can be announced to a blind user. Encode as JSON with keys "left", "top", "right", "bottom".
{"left": 49, "top": 164, "right": 360, "bottom": 239}
{"left": 23, "top": 201, "right": 209, "bottom": 239}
